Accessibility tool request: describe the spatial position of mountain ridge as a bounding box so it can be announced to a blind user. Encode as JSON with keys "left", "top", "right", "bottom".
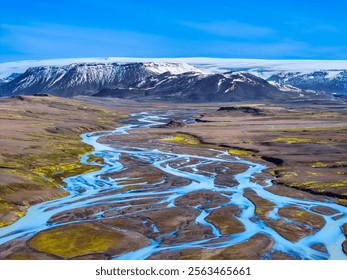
{"left": 0, "top": 60, "right": 336, "bottom": 102}
{"left": 0, "top": 62, "right": 203, "bottom": 98}
{"left": 1, "top": 58, "right": 346, "bottom": 96}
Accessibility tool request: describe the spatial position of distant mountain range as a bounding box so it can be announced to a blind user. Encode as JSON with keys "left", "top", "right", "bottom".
{"left": 0, "top": 58, "right": 345, "bottom": 101}
{"left": 268, "top": 71, "right": 347, "bottom": 96}
{"left": 94, "top": 70, "right": 292, "bottom": 102}
{"left": 0, "top": 62, "right": 306, "bottom": 102}
{"left": 0, "top": 62, "right": 203, "bottom": 98}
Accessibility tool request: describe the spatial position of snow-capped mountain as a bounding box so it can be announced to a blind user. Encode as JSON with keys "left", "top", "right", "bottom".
{"left": 268, "top": 70, "right": 347, "bottom": 95}
{"left": 0, "top": 61, "right": 297, "bottom": 101}
{"left": 182, "top": 59, "right": 347, "bottom": 95}
{"left": 1, "top": 57, "right": 346, "bottom": 96}
{"left": 0, "top": 59, "right": 337, "bottom": 101}
{"left": 94, "top": 71, "right": 305, "bottom": 102}
{"left": 0, "top": 62, "right": 203, "bottom": 97}
{"left": 0, "top": 73, "right": 21, "bottom": 85}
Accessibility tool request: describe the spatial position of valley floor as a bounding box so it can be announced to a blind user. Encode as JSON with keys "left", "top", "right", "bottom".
{"left": 0, "top": 96, "right": 346, "bottom": 259}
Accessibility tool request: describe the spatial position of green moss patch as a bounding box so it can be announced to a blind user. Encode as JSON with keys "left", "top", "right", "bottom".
{"left": 161, "top": 133, "right": 201, "bottom": 145}
{"left": 228, "top": 148, "right": 251, "bottom": 156}
{"left": 28, "top": 223, "right": 127, "bottom": 258}
{"left": 87, "top": 155, "right": 104, "bottom": 164}
{"left": 269, "top": 137, "right": 328, "bottom": 144}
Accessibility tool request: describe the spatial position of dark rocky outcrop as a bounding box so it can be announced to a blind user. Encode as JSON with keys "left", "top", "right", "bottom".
{"left": 217, "top": 106, "right": 265, "bottom": 115}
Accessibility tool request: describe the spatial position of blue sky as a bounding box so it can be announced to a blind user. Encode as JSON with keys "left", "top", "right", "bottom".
{"left": 0, "top": 0, "right": 346, "bottom": 62}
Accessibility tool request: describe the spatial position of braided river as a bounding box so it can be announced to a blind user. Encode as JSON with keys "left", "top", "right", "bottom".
{"left": 0, "top": 111, "right": 346, "bottom": 259}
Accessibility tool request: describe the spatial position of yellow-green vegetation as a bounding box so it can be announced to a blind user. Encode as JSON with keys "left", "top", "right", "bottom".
{"left": 338, "top": 198, "right": 347, "bottom": 205}
{"left": 290, "top": 180, "right": 347, "bottom": 189}
{"left": 269, "top": 137, "right": 327, "bottom": 144}
{"left": 161, "top": 133, "right": 201, "bottom": 145}
{"left": 0, "top": 199, "right": 27, "bottom": 227}
{"left": 268, "top": 166, "right": 283, "bottom": 177}
{"left": 87, "top": 155, "right": 104, "bottom": 165}
{"left": 4, "top": 134, "right": 101, "bottom": 187}
{"left": 228, "top": 148, "right": 251, "bottom": 156}
{"left": 255, "top": 200, "right": 275, "bottom": 216}
{"left": 278, "top": 206, "right": 325, "bottom": 229}
{"left": 244, "top": 189, "right": 275, "bottom": 218}
{"left": 312, "top": 161, "right": 329, "bottom": 168}
{"left": 34, "top": 162, "right": 100, "bottom": 186}
{"left": 206, "top": 206, "right": 245, "bottom": 235}
{"left": 1, "top": 114, "right": 24, "bottom": 120}
{"left": 28, "top": 223, "right": 126, "bottom": 258}
{"left": 279, "top": 171, "right": 298, "bottom": 180}
{"left": 311, "top": 161, "right": 347, "bottom": 168}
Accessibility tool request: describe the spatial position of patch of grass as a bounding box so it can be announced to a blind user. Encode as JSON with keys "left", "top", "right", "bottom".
{"left": 269, "top": 137, "right": 328, "bottom": 144}
{"left": 0, "top": 199, "right": 27, "bottom": 227}
{"left": 0, "top": 220, "right": 13, "bottom": 227}
{"left": 228, "top": 148, "right": 251, "bottom": 156}
{"left": 278, "top": 206, "right": 325, "bottom": 229}
{"left": 290, "top": 180, "right": 347, "bottom": 189}
{"left": 338, "top": 198, "right": 347, "bottom": 205}
{"left": 87, "top": 155, "right": 104, "bottom": 165}
{"left": 245, "top": 190, "right": 275, "bottom": 218}
{"left": 0, "top": 114, "right": 24, "bottom": 120}
{"left": 28, "top": 223, "right": 126, "bottom": 258}
{"left": 0, "top": 200, "right": 12, "bottom": 217}
{"left": 312, "top": 161, "right": 329, "bottom": 168}
{"left": 280, "top": 171, "right": 299, "bottom": 180}
{"left": 34, "top": 162, "right": 101, "bottom": 186}
{"left": 161, "top": 133, "right": 201, "bottom": 145}
{"left": 3, "top": 136, "right": 101, "bottom": 187}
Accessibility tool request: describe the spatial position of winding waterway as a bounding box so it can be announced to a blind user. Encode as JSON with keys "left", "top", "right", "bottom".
{"left": 0, "top": 111, "right": 346, "bottom": 259}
